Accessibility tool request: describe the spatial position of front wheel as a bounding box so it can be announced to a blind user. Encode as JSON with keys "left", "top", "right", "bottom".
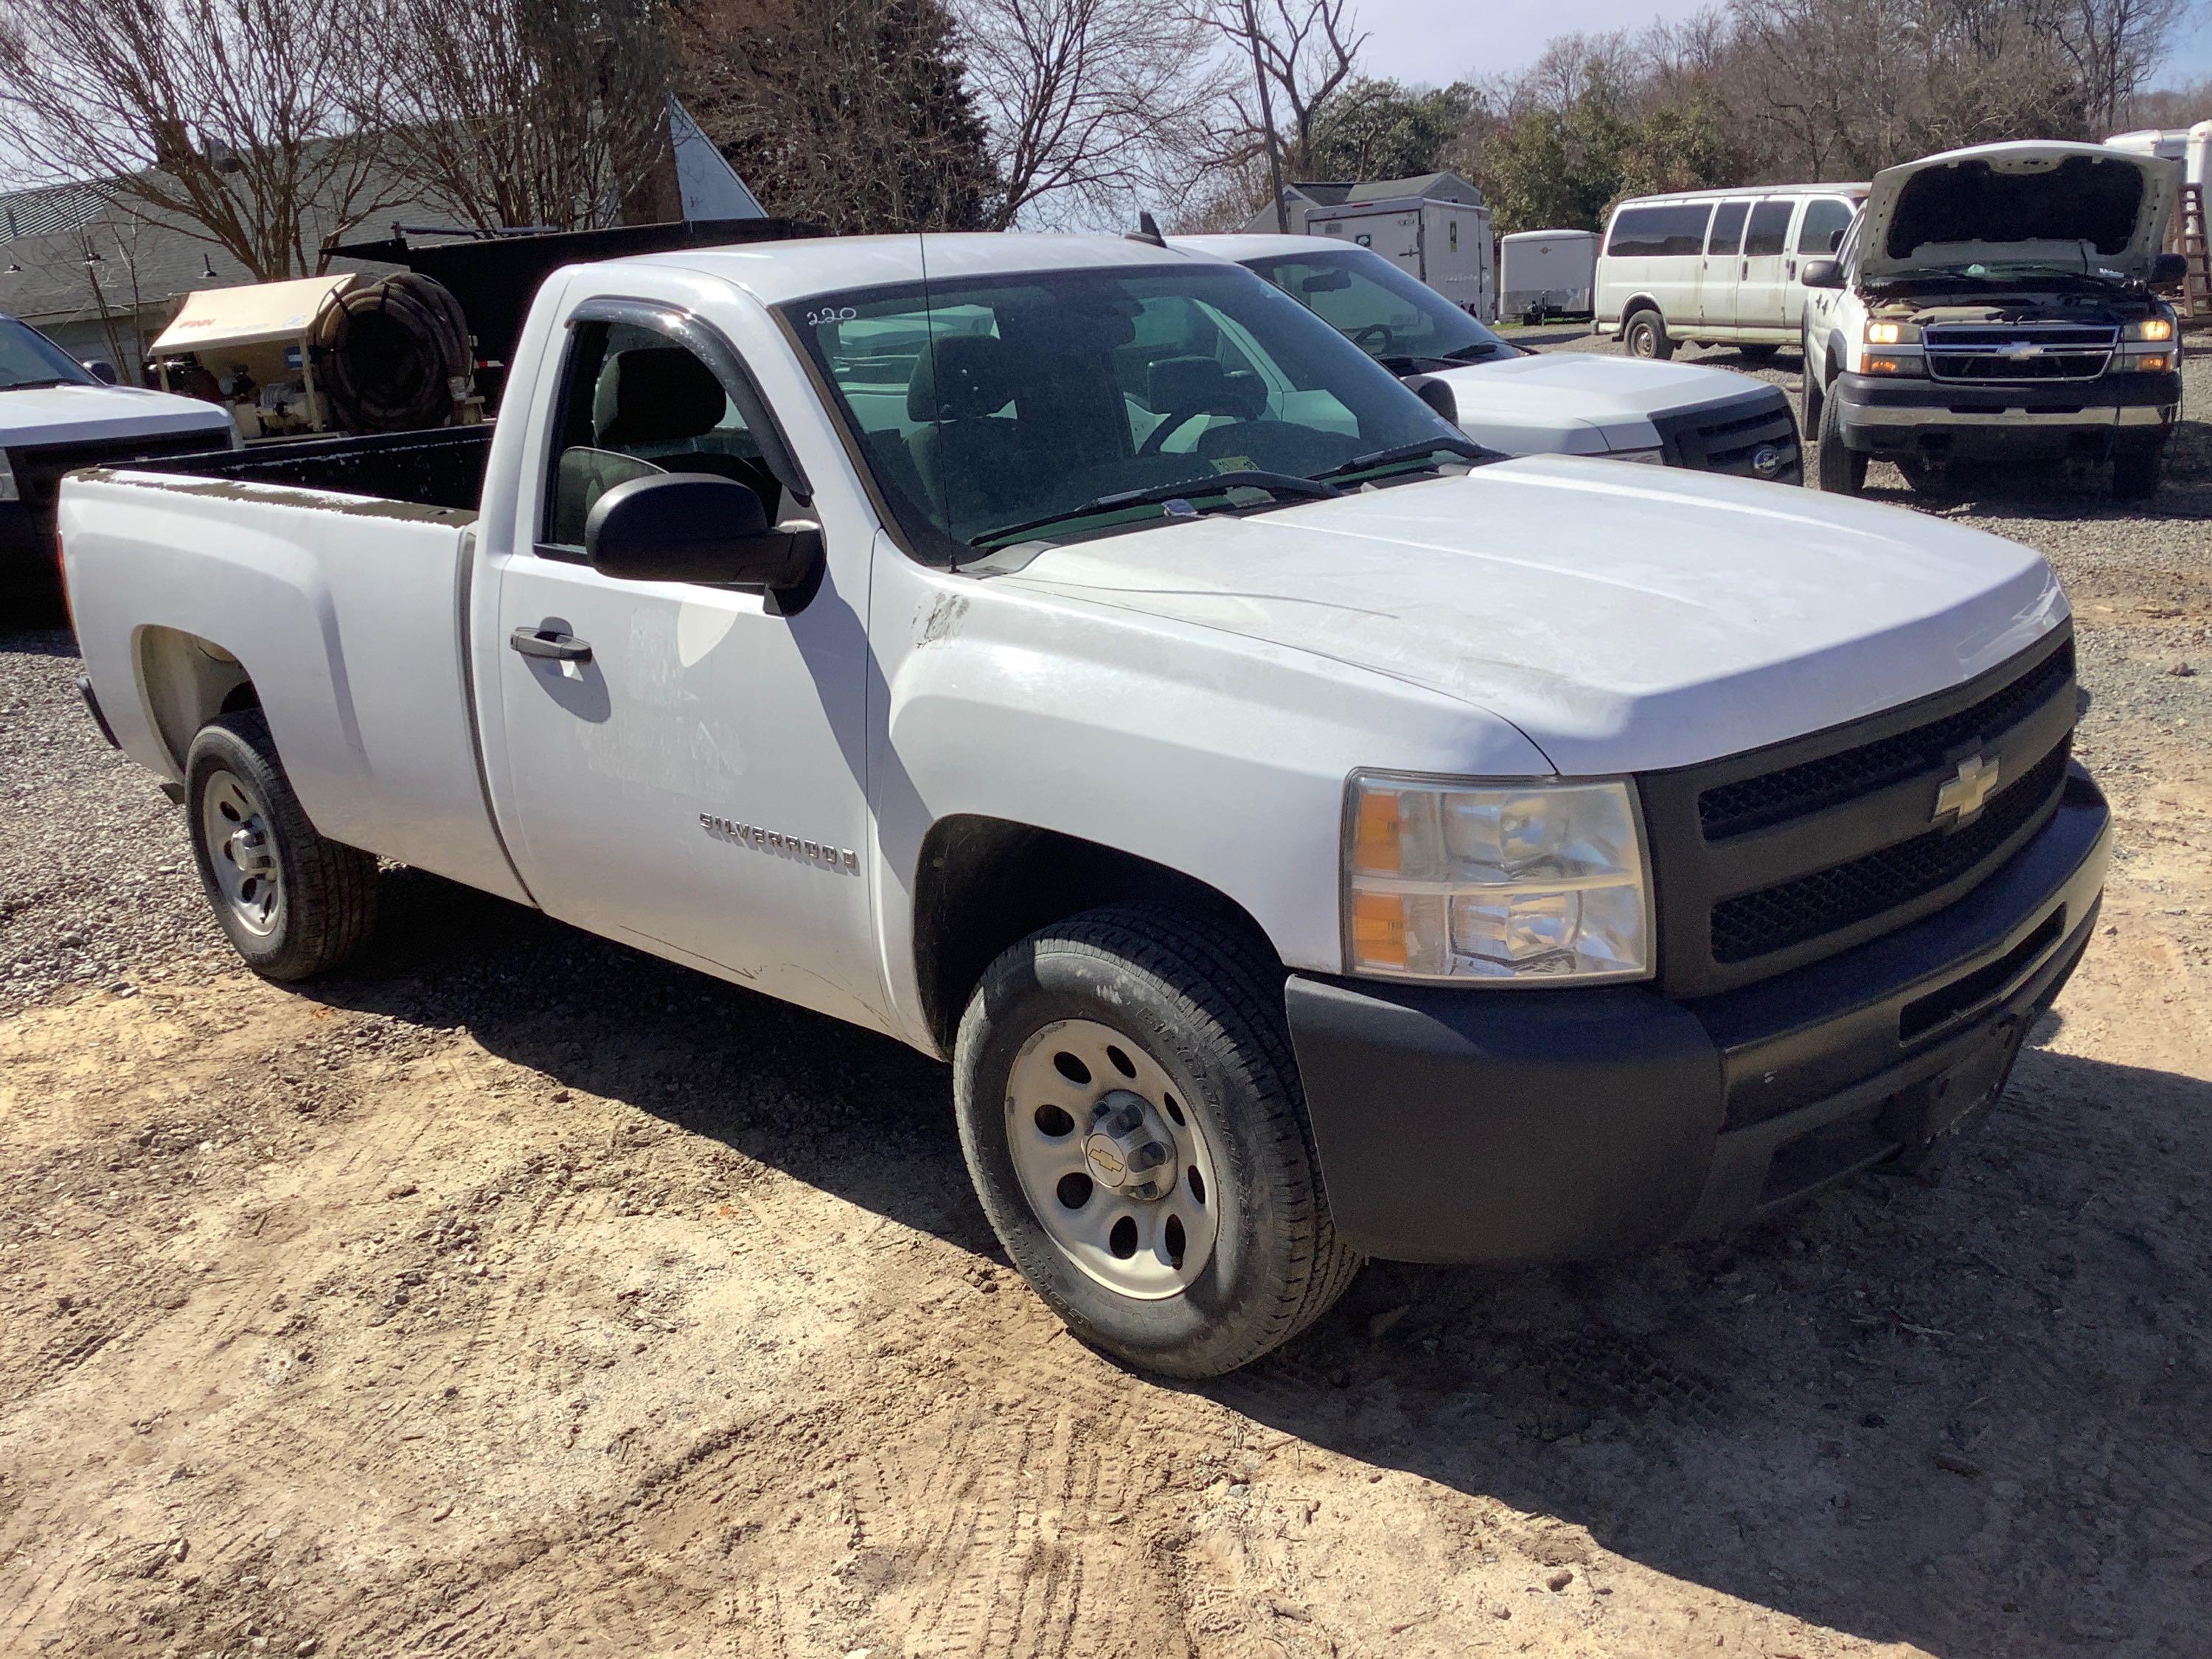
{"left": 1621, "top": 308, "right": 1674, "bottom": 361}
{"left": 1815, "top": 383, "right": 1867, "bottom": 495}
{"left": 185, "top": 709, "right": 378, "bottom": 981}
{"left": 953, "top": 905, "right": 1361, "bottom": 1377}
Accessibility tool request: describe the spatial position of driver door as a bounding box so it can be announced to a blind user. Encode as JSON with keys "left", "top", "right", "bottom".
{"left": 489, "top": 307, "right": 884, "bottom": 1028}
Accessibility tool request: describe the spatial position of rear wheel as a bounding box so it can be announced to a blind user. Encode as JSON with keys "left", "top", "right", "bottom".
{"left": 1621, "top": 308, "right": 1674, "bottom": 361}
{"left": 2111, "top": 437, "right": 2166, "bottom": 501}
{"left": 1815, "top": 386, "right": 1867, "bottom": 495}
{"left": 185, "top": 709, "right": 378, "bottom": 981}
{"left": 953, "top": 905, "right": 1360, "bottom": 1378}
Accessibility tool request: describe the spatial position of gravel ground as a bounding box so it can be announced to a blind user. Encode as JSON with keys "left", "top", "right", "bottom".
{"left": 1, "top": 356, "right": 2208, "bottom": 1658}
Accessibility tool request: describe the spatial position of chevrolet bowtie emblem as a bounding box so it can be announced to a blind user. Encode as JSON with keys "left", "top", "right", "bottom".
{"left": 1935, "top": 752, "right": 2000, "bottom": 827}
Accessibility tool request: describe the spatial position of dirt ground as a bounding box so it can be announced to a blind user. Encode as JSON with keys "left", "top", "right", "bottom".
{"left": 4, "top": 355, "right": 2210, "bottom": 1659}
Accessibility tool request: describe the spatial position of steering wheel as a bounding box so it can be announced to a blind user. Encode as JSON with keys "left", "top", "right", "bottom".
{"left": 1140, "top": 404, "right": 1232, "bottom": 457}
{"left": 1349, "top": 322, "right": 1395, "bottom": 354}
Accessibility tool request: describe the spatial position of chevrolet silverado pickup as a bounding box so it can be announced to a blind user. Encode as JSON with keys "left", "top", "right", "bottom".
{"left": 1801, "top": 141, "right": 2186, "bottom": 497}
{"left": 61, "top": 233, "right": 2110, "bottom": 1377}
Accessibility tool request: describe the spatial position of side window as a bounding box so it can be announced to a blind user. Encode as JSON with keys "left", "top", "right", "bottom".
{"left": 1795, "top": 198, "right": 1856, "bottom": 257}
{"left": 543, "top": 319, "right": 773, "bottom": 552}
{"left": 1707, "top": 201, "right": 1749, "bottom": 257}
{"left": 1745, "top": 200, "right": 1795, "bottom": 258}
{"left": 1606, "top": 204, "right": 1714, "bottom": 258}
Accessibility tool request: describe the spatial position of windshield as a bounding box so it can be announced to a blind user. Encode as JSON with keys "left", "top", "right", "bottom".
{"left": 1237, "top": 248, "right": 1514, "bottom": 370}
{"left": 781, "top": 262, "right": 1473, "bottom": 560}
{"left": 0, "top": 318, "right": 97, "bottom": 392}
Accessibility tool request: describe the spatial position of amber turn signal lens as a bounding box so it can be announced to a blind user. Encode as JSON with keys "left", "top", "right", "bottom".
{"left": 1353, "top": 787, "right": 1402, "bottom": 874}
{"left": 1350, "top": 891, "right": 1409, "bottom": 969}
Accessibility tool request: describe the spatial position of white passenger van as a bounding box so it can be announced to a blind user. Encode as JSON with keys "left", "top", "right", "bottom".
{"left": 1596, "top": 184, "right": 1868, "bottom": 359}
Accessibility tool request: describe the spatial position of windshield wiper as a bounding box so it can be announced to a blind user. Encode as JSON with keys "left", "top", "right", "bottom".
{"left": 971, "top": 470, "right": 1344, "bottom": 549}
{"left": 1, "top": 378, "right": 78, "bottom": 391}
{"left": 1441, "top": 341, "right": 1507, "bottom": 361}
{"left": 1313, "top": 438, "right": 1493, "bottom": 482}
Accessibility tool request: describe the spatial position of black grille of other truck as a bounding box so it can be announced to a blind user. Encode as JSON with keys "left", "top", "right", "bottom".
{"left": 1923, "top": 323, "right": 2118, "bottom": 383}
{"left": 8, "top": 426, "right": 232, "bottom": 514}
{"left": 1638, "top": 631, "right": 2078, "bottom": 997}
{"left": 1649, "top": 389, "right": 1801, "bottom": 482}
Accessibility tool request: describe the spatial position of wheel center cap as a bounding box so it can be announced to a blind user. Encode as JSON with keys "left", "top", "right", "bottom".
{"left": 1083, "top": 1089, "right": 1177, "bottom": 1200}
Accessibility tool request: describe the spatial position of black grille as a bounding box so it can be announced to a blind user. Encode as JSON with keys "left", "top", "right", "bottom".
{"left": 1924, "top": 323, "right": 2116, "bottom": 384}
{"left": 8, "top": 426, "right": 232, "bottom": 510}
{"left": 1699, "top": 639, "right": 2075, "bottom": 840}
{"left": 1655, "top": 392, "right": 1801, "bottom": 481}
{"left": 1710, "top": 740, "right": 2070, "bottom": 964}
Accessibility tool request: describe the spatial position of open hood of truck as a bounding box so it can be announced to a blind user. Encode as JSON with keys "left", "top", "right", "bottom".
{"left": 998, "top": 456, "right": 2064, "bottom": 776}
{"left": 1856, "top": 141, "right": 2181, "bottom": 284}
{"left": 1429, "top": 354, "right": 1763, "bottom": 452}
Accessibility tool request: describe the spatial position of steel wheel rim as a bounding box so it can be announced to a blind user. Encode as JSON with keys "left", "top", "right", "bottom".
{"left": 1005, "top": 1018, "right": 1220, "bottom": 1300}
{"left": 201, "top": 767, "right": 283, "bottom": 938}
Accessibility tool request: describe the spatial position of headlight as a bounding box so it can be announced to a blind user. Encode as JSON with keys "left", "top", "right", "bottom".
{"left": 1605, "top": 446, "right": 1666, "bottom": 465}
{"left": 0, "top": 451, "right": 15, "bottom": 503}
{"left": 1863, "top": 319, "right": 1919, "bottom": 345}
{"left": 1343, "top": 772, "right": 1653, "bottom": 984}
{"left": 2126, "top": 316, "right": 2174, "bottom": 342}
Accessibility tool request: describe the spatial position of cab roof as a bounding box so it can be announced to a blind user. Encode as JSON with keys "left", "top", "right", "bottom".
{"left": 625, "top": 232, "right": 1212, "bottom": 307}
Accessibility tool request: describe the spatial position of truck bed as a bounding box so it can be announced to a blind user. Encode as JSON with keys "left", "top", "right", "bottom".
{"left": 139, "top": 424, "right": 492, "bottom": 514}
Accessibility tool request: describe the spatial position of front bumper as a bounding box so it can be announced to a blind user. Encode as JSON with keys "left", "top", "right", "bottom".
{"left": 1833, "top": 369, "right": 2180, "bottom": 459}
{"left": 1285, "top": 764, "right": 2111, "bottom": 1263}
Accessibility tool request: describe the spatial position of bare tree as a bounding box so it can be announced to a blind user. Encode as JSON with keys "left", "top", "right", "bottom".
{"left": 1197, "top": 0, "right": 1368, "bottom": 178}
{"left": 954, "top": 0, "right": 1232, "bottom": 229}
{"left": 2043, "top": 0, "right": 2197, "bottom": 133}
{"left": 370, "top": 0, "right": 678, "bottom": 234}
{"left": 0, "top": 0, "right": 396, "bottom": 279}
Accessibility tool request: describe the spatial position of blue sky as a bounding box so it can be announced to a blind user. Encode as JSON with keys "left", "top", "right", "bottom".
{"left": 1358, "top": 0, "right": 2212, "bottom": 94}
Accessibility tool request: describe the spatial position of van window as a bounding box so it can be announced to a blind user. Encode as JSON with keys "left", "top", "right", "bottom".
{"left": 1795, "top": 198, "right": 1856, "bottom": 257}
{"left": 1745, "top": 201, "right": 1794, "bottom": 258}
{"left": 1606, "top": 204, "right": 1714, "bottom": 258}
{"left": 1707, "top": 202, "right": 1749, "bottom": 257}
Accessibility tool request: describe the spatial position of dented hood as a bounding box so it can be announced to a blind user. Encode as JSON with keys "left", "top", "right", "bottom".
{"left": 1857, "top": 141, "right": 2181, "bottom": 283}
{"left": 998, "top": 456, "right": 2066, "bottom": 776}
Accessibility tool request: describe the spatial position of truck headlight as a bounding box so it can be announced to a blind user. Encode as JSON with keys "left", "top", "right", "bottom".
{"left": 0, "top": 451, "right": 16, "bottom": 503}
{"left": 1343, "top": 773, "right": 1653, "bottom": 983}
{"left": 1863, "top": 319, "right": 1919, "bottom": 345}
{"left": 2125, "top": 316, "right": 2174, "bottom": 342}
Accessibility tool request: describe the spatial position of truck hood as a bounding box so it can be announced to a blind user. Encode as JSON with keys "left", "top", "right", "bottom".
{"left": 0, "top": 383, "right": 234, "bottom": 448}
{"left": 1430, "top": 353, "right": 1765, "bottom": 452}
{"left": 998, "top": 456, "right": 2065, "bottom": 775}
{"left": 1857, "top": 141, "right": 2180, "bottom": 284}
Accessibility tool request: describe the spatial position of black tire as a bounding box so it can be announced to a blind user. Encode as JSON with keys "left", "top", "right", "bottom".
{"left": 1621, "top": 308, "right": 1674, "bottom": 361}
{"left": 1815, "top": 383, "right": 1867, "bottom": 495}
{"left": 2111, "top": 437, "right": 2165, "bottom": 501}
{"left": 953, "top": 905, "right": 1361, "bottom": 1378}
{"left": 184, "top": 709, "right": 378, "bottom": 981}
{"left": 1737, "top": 344, "right": 1780, "bottom": 363}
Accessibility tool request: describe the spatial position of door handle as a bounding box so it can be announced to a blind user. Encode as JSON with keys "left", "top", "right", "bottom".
{"left": 510, "top": 626, "right": 592, "bottom": 664}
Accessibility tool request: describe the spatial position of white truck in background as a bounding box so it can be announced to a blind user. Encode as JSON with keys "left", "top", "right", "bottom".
{"left": 1181, "top": 234, "right": 1804, "bottom": 481}
{"left": 62, "top": 233, "right": 2110, "bottom": 1377}
{"left": 1800, "top": 141, "right": 2186, "bottom": 498}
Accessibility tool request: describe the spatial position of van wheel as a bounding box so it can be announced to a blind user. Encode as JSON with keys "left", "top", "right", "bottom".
{"left": 1621, "top": 309, "right": 1674, "bottom": 361}
{"left": 185, "top": 710, "right": 378, "bottom": 981}
{"left": 1738, "top": 344, "right": 1779, "bottom": 363}
{"left": 2111, "top": 437, "right": 2165, "bottom": 500}
{"left": 1815, "top": 389, "right": 1867, "bottom": 495}
{"left": 953, "top": 905, "right": 1361, "bottom": 1378}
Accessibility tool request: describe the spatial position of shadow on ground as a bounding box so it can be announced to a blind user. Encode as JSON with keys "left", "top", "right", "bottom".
{"left": 311, "top": 867, "right": 2211, "bottom": 1658}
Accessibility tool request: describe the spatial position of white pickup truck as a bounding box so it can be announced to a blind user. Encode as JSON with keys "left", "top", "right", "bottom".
{"left": 63, "top": 234, "right": 2110, "bottom": 1377}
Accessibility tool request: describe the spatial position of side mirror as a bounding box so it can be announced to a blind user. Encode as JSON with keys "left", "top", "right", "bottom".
{"left": 2151, "top": 251, "right": 2188, "bottom": 286}
{"left": 1404, "top": 374, "right": 1458, "bottom": 425}
{"left": 1798, "top": 258, "right": 1844, "bottom": 290}
{"left": 83, "top": 359, "right": 119, "bottom": 385}
{"left": 585, "top": 473, "right": 821, "bottom": 593}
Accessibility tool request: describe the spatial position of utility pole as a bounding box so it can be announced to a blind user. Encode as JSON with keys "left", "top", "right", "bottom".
{"left": 1239, "top": 0, "right": 1291, "bottom": 234}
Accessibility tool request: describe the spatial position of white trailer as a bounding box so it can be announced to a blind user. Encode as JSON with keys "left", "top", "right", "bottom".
{"left": 1306, "top": 197, "right": 1495, "bottom": 320}
{"left": 1499, "top": 229, "right": 1599, "bottom": 321}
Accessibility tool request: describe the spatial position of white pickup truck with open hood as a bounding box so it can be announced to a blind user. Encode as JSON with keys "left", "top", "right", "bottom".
{"left": 1801, "top": 140, "right": 2186, "bottom": 497}
{"left": 61, "top": 233, "right": 2111, "bottom": 1376}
